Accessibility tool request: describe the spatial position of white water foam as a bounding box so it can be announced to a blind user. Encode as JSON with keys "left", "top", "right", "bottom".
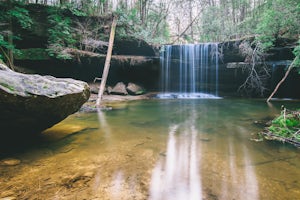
{"left": 156, "top": 92, "right": 222, "bottom": 99}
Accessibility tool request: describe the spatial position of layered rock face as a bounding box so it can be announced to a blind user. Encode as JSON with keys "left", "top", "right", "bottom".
{"left": 0, "top": 64, "right": 90, "bottom": 136}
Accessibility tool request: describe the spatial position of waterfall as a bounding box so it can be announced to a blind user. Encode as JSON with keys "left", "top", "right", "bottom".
{"left": 158, "top": 43, "right": 220, "bottom": 99}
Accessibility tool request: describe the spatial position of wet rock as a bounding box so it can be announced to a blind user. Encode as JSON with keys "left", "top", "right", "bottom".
{"left": 0, "top": 63, "right": 90, "bottom": 136}
{"left": 62, "top": 173, "right": 93, "bottom": 189}
{"left": 42, "top": 124, "right": 88, "bottom": 141}
{"left": 89, "top": 83, "right": 114, "bottom": 95}
{"left": 106, "top": 86, "right": 113, "bottom": 94}
{"left": 253, "top": 117, "right": 272, "bottom": 128}
{"left": 126, "top": 82, "right": 146, "bottom": 95}
{"left": 111, "top": 82, "right": 128, "bottom": 95}
{"left": 89, "top": 83, "right": 99, "bottom": 94}
{"left": 0, "top": 158, "right": 21, "bottom": 166}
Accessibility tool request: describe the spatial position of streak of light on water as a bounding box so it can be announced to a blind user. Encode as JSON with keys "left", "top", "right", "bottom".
{"left": 149, "top": 111, "right": 202, "bottom": 200}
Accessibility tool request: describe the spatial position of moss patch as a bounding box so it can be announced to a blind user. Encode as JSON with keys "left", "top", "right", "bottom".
{"left": 262, "top": 107, "right": 300, "bottom": 147}
{"left": 0, "top": 82, "right": 15, "bottom": 92}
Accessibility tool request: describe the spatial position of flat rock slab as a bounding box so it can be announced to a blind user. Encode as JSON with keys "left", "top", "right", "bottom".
{"left": 0, "top": 64, "right": 90, "bottom": 136}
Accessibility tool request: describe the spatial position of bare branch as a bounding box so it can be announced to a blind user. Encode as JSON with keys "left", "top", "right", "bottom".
{"left": 238, "top": 40, "right": 270, "bottom": 96}
{"left": 266, "top": 57, "right": 297, "bottom": 102}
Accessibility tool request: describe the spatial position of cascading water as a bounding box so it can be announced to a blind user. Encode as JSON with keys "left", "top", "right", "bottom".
{"left": 158, "top": 43, "right": 220, "bottom": 99}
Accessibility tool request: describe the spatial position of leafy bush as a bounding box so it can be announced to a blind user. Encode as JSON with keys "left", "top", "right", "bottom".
{"left": 47, "top": 7, "right": 76, "bottom": 59}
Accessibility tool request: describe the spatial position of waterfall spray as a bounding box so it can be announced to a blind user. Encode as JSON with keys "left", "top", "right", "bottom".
{"left": 158, "top": 43, "right": 220, "bottom": 99}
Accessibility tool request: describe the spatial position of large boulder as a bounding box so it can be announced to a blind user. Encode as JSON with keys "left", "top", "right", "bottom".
{"left": 111, "top": 82, "right": 128, "bottom": 95}
{"left": 0, "top": 64, "right": 90, "bottom": 136}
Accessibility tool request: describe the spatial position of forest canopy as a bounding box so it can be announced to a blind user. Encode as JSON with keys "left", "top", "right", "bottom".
{"left": 1, "top": 0, "right": 299, "bottom": 43}
{"left": 0, "top": 0, "right": 299, "bottom": 66}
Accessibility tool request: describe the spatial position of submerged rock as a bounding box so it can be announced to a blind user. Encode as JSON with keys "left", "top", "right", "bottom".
{"left": 0, "top": 64, "right": 90, "bottom": 136}
{"left": 0, "top": 158, "right": 21, "bottom": 166}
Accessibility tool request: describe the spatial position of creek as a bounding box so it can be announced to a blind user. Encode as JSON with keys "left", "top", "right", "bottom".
{"left": 1, "top": 99, "right": 300, "bottom": 199}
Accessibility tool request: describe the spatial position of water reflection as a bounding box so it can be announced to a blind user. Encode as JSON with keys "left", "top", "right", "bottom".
{"left": 149, "top": 125, "right": 202, "bottom": 200}
{"left": 97, "top": 108, "right": 111, "bottom": 137}
{"left": 110, "top": 171, "right": 124, "bottom": 199}
{"left": 242, "top": 145, "right": 258, "bottom": 200}
{"left": 220, "top": 138, "right": 259, "bottom": 199}
{"left": 149, "top": 107, "right": 202, "bottom": 200}
{"left": 2, "top": 99, "right": 300, "bottom": 199}
{"left": 149, "top": 100, "right": 260, "bottom": 200}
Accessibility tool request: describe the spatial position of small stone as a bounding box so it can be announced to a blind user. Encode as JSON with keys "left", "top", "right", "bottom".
{"left": 126, "top": 82, "right": 145, "bottom": 95}
{"left": 200, "top": 138, "right": 211, "bottom": 142}
{"left": 0, "top": 158, "right": 21, "bottom": 166}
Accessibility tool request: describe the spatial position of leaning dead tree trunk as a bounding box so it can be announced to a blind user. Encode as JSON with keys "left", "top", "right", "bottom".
{"left": 266, "top": 57, "right": 297, "bottom": 102}
{"left": 96, "top": 16, "right": 117, "bottom": 106}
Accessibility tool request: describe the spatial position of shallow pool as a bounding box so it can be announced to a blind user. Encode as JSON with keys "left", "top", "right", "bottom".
{"left": 0, "top": 99, "right": 300, "bottom": 199}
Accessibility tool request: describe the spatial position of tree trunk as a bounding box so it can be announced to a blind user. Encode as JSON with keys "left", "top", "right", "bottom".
{"left": 188, "top": 0, "right": 193, "bottom": 41}
{"left": 266, "top": 58, "right": 297, "bottom": 102}
{"left": 139, "top": 0, "right": 148, "bottom": 24}
{"left": 231, "top": 0, "right": 236, "bottom": 24}
{"left": 96, "top": 16, "right": 118, "bottom": 106}
{"left": 8, "top": 31, "right": 13, "bottom": 69}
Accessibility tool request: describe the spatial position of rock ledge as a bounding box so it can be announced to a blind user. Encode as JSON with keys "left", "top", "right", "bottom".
{"left": 0, "top": 64, "right": 90, "bottom": 136}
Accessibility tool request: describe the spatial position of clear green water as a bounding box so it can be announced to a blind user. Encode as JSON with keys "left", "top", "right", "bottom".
{"left": 1, "top": 99, "right": 300, "bottom": 199}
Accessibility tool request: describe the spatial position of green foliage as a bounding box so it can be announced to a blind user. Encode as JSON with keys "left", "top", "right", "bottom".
{"left": 0, "top": 1, "right": 32, "bottom": 66}
{"left": 272, "top": 114, "right": 300, "bottom": 128}
{"left": 255, "top": 0, "right": 300, "bottom": 51}
{"left": 68, "top": 7, "right": 87, "bottom": 17}
{"left": 115, "top": 5, "right": 170, "bottom": 44}
{"left": 0, "top": 1, "right": 32, "bottom": 29}
{"left": 200, "top": 6, "right": 222, "bottom": 42}
{"left": 267, "top": 108, "right": 300, "bottom": 142}
{"left": 7, "top": 6, "right": 32, "bottom": 29}
{"left": 62, "top": 2, "right": 87, "bottom": 17}
{"left": 0, "top": 34, "right": 21, "bottom": 52}
{"left": 255, "top": 8, "right": 277, "bottom": 49}
{"left": 47, "top": 7, "right": 76, "bottom": 59}
{"left": 0, "top": 35, "right": 12, "bottom": 52}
